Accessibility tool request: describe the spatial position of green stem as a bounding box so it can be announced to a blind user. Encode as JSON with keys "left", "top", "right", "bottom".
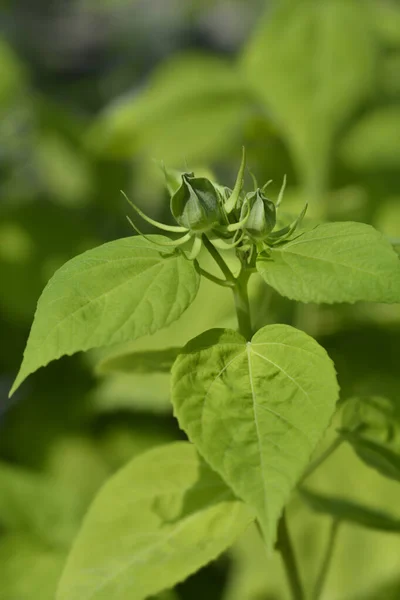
{"left": 277, "top": 512, "right": 305, "bottom": 600}
{"left": 202, "top": 234, "right": 236, "bottom": 283}
{"left": 194, "top": 263, "right": 235, "bottom": 288}
{"left": 312, "top": 520, "right": 340, "bottom": 600}
{"left": 232, "top": 270, "right": 252, "bottom": 340}
{"left": 299, "top": 437, "right": 343, "bottom": 485}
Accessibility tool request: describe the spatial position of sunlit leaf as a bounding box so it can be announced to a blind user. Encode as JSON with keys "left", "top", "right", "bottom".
{"left": 10, "top": 236, "right": 200, "bottom": 395}
{"left": 340, "top": 108, "right": 400, "bottom": 169}
{"left": 86, "top": 54, "right": 251, "bottom": 164}
{"left": 257, "top": 222, "right": 400, "bottom": 304}
{"left": 241, "top": 0, "right": 375, "bottom": 194}
{"left": 171, "top": 325, "right": 339, "bottom": 547}
{"left": 56, "top": 442, "right": 253, "bottom": 600}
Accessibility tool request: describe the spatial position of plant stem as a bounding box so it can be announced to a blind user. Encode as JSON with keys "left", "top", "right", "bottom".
{"left": 312, "top": 520, "right": 340, "bottom": 600}
{"left": 194, "top": 263, "right": 235, "bottom": 288}
{"left": 232, "top": 270, "right": 252, "bottom": 340}
{"left": 277, "top": 512, "right": 305, "bottom": 600}
{"left": 202, "top": 234, "right": 236, "bottom": 283}
{"left": 299, "top": 437, "right": 343, "bottom": 485}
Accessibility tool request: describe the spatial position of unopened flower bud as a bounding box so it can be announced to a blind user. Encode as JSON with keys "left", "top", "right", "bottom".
{"left": 171, "top": 174, "right": 223, "bottom": 232}
{"left": 242, "top": 189, "right": 276, "bottom": 240}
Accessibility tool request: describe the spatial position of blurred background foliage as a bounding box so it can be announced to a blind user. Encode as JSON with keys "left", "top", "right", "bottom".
{"left": 0, "top": 0, "right": 400, "bottom": 598}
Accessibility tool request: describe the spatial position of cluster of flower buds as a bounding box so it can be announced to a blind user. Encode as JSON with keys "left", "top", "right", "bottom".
{"left": 124, "top": 149, "right": 307, "bottom": 261}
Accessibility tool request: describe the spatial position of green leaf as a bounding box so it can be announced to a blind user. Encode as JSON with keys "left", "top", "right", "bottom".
{"left": 171, "top": 325, "right": 339, "bottom": 548}
{"left": 341, "top": 396, "right": 399, "bottom": 446}
{"left": 257, "top": 222, "right": 400, "bottom": 304}
{"left": 0, "top": 534, "right": 66, "bottom": 600}
{"left": 86, "top": 54, "right": 250, "bottom": 164}
{"left": 340, "top": 108, "right": 400, "bottom": 170}
{"left": 0, "top": 462, "right": 79, "bottom": 547}
{"left": 96, "top": 347, "right": 181, "bottom": 375}
{"left": 89, "top": 372, "right": 172, "bottom": 414}
{"left": 56, "top": 442, "right": 253, "bottom": 600}
{"left": 341, "top": 432, "right": 400, "bottom": 484}
{"left": 0, "top": 39, "right": 25, "bottom": 109}
{"left": 301, "top": 488, "right": 400, "bottom": 532}
{"left": 241, "top": 0, "right": 375, "bottom": 193}
{"left": 373, "top": 2, "right": 400, "bottom": 47}
{"left": 10, "top": 236, "right": 200, "bottom": 395}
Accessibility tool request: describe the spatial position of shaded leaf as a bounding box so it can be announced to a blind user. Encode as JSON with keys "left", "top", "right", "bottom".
{"left": 341, "top": 396, "right": 399, "bottom": 446}
{"left": 56, "top": 442, "right": 253, "bottom": 600}
{"left": 341, "top": 431, "right": 400, "bottom": 484}
{"left": 301, "top": 488, "right": 400, "bottom": 532}
{"left": 97, "top": 347, "right": 181, "bottom": 375}
{"left": 0, "top": 39, "right": 25, "bottom": 108}
{"left": 257, "top": 222, "right": 400, "bottom": 304}
{"left": 88, "top": 372, "right": 172, "bottom": 414}
{"left": 0, "top": 462, "right": 79, "bottom": 547}
{"left": 0, "top": 534, "right": 66, "bottom": 600}
{"left": 171, "top": 325, "right": 339, "bottom": 547}
{"left": 11, "top": 236, "right": 200, "bottom": 395}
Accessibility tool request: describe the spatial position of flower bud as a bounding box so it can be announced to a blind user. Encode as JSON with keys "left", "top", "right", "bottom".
{"left": 171, "top": 174, "right": 223, "bottom": 232}
{"left": 242, "top": 189, "right": 276, "bottom": 240}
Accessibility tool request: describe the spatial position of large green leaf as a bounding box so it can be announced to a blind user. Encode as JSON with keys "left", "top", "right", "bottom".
{"left": 340, "top": 107, "right": 400, "bottom": 169}
{"left": 56, "top": 442, "right": 252, "bottom": 600}
{"left": 257, "top": 222, "right": 400, "bottom": 304}
{"left": 10, "top": 236, "right": 200, "bottom": 395}
{"left": 171, "top": 325, "right": 339, "bottom": 547}
{"left": 0, "top": 462, "right": 79, "bottom": 547}
{"left": 86, "top": 54, "right": 251, "bottom": 164}
{"left": 301, "top": 488, "right": 400, "bottom": 532}
{"left": 241, "top": 0, "right": 375, "bottom": 195}
{"left": 0, "top": 534, "right": 66, "bottom": 600}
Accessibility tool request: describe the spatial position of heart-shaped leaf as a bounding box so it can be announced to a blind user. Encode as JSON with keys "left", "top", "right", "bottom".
{"left": 171, "top": 325, "right": 339, "bottom": 547}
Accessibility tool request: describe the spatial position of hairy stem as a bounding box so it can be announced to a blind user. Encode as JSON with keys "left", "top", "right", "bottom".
{"left": 277, "top": 512, "right": 305, "bottom": 600}
{"left": 312, "top": 520, "right": 340, "bottom": 600}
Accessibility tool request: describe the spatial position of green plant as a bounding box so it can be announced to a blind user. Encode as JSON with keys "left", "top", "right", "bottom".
{"left": 10, "top": 150, "right": 400, "bottom": 600}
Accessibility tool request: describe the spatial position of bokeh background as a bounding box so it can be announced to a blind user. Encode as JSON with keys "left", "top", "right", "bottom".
{"left": 1, "top": 0, "right": 400, "bottom": 598}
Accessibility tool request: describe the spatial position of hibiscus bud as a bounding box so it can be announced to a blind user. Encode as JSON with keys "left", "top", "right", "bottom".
{"left": 171, "top": 174, "right": 223, "bottom": 232}
{"left": 242, "top": 189, "right": 276, "bottom": 240}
